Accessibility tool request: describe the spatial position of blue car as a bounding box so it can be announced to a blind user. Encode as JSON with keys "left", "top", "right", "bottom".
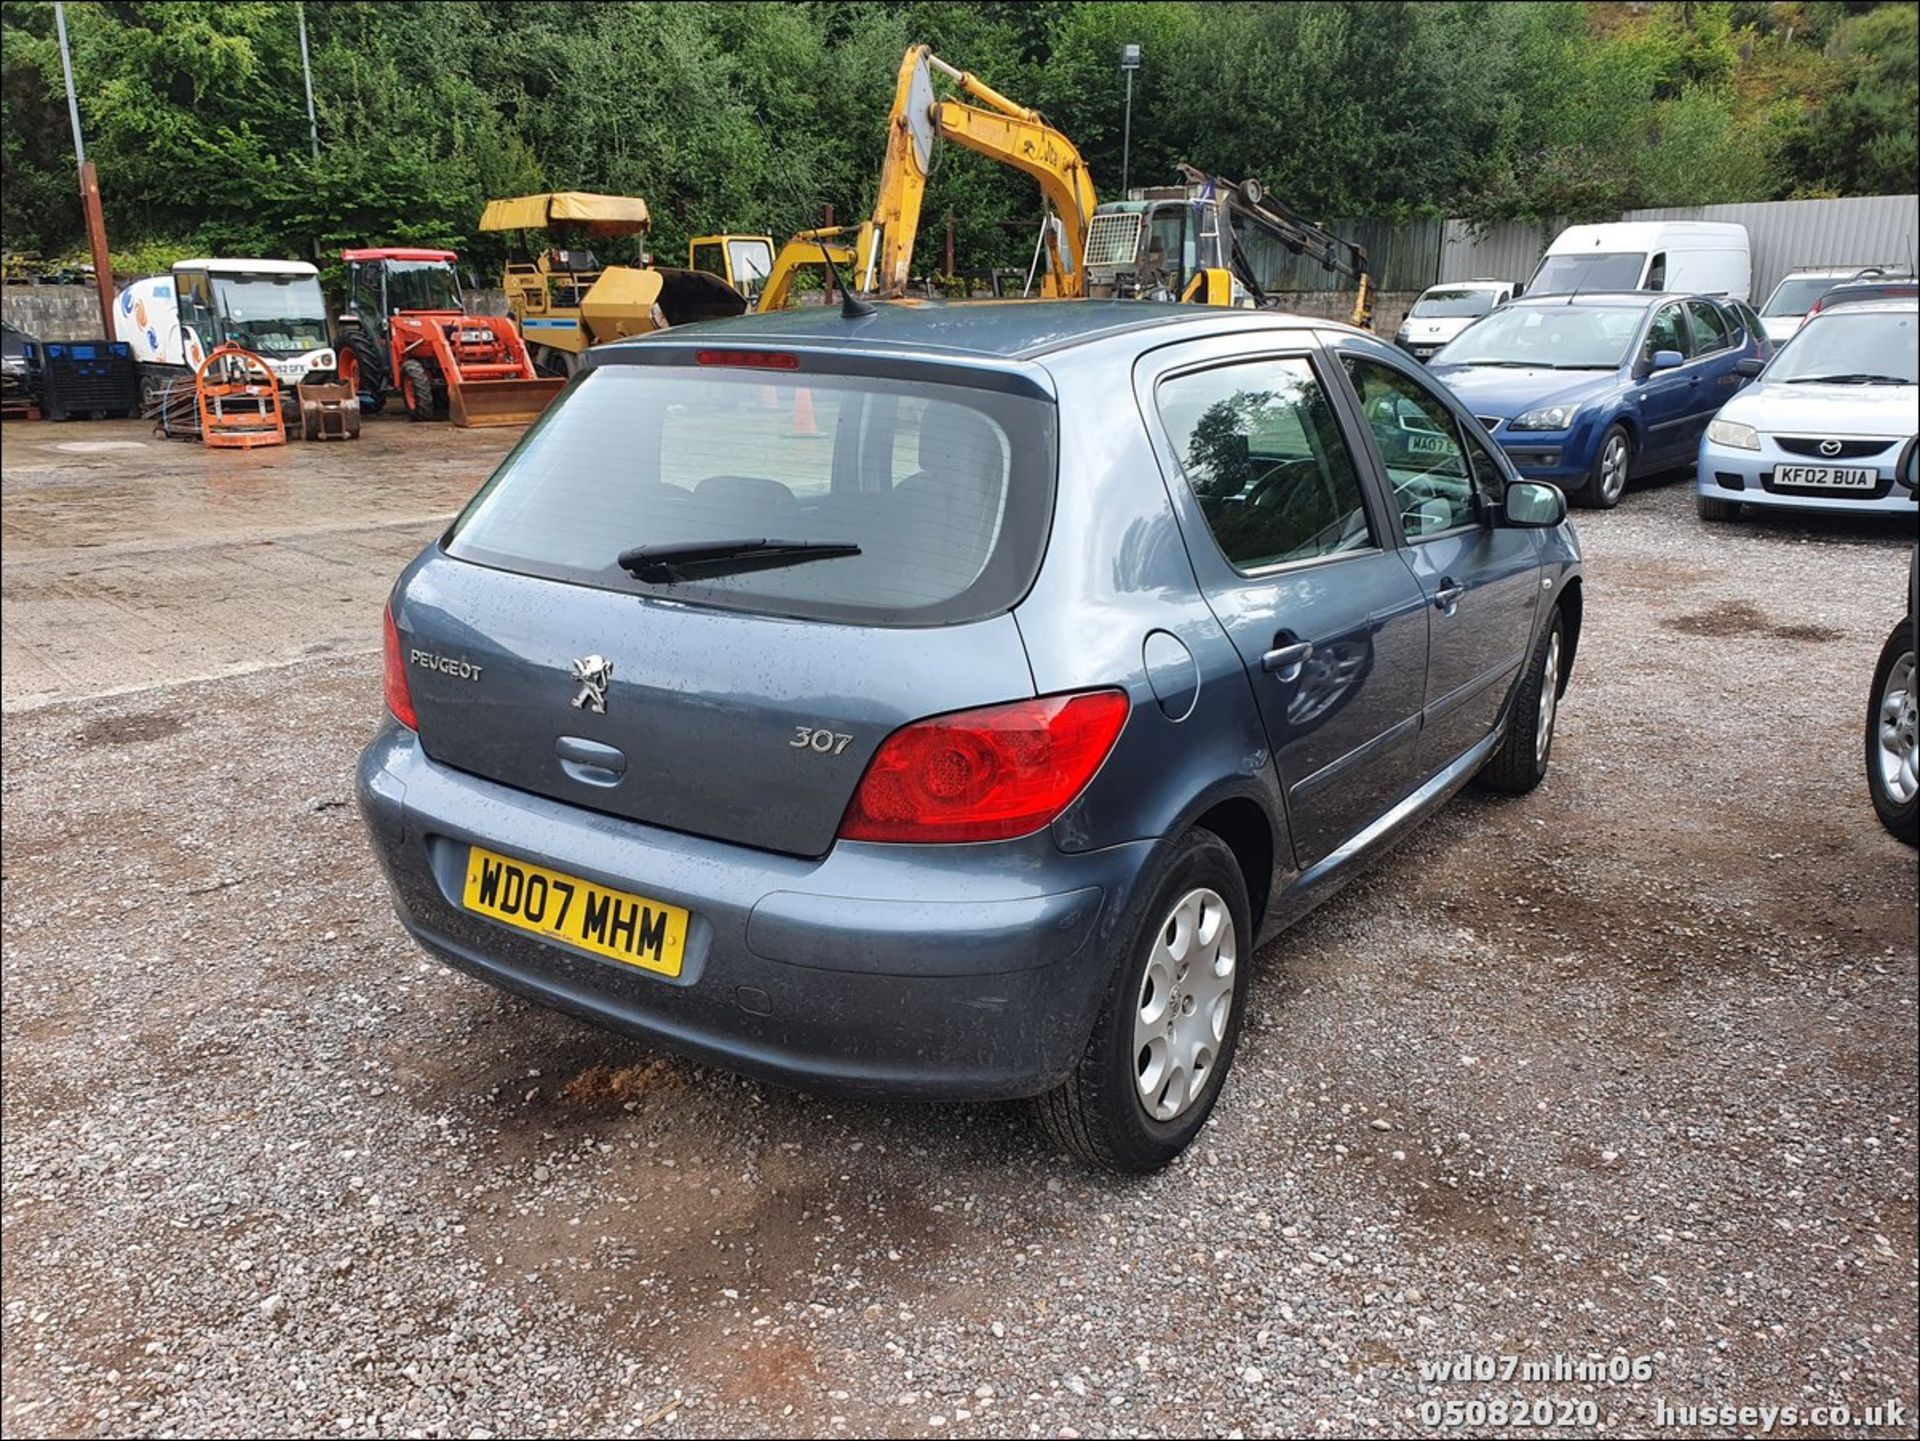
{"left": 358, "top": 302, "right": 1585, "bottom": 1172}
{"left": 1430, "top": 292, "right": 1768, "bottom": 509}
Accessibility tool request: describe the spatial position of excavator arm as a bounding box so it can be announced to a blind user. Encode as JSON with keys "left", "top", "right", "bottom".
{"left": 1176, "top": 165, "right": 1375, "bottom": 328}
{"left": 862, "top": 45, "right": 1096, "bottom": 299}
{"left": 755, "top": 228, "right": 859, "bottom": 314}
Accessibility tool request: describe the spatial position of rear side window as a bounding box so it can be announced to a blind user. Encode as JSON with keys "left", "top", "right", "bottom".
{"left": 1155, "top": 357, "right": 1376, "bottom": 570}
{"left": 446, "top": 365, "right": 1055, "bottom": 626}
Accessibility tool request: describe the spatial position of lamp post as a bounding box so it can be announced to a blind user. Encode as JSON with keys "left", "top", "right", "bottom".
{"left": 1119, "top": 43, "right": 1142, "bottom": 197}
{"left": 53, "top": 1, "right": 116, "bottom": 338}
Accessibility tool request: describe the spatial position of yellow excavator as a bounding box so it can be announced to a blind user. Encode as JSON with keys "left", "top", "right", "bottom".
{"left": 479, "top": 192, "right": 749, "bottom": 374}
{"left": 754, "top": 44, "right": 1097, "bottom": 312}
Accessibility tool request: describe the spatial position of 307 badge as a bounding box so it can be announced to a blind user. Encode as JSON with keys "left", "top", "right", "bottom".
{"left": 461, "top": 845, "right": 689, "bottom": 977}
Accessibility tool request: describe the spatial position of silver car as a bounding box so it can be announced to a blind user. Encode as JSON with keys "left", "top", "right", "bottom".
{"left": 1696, "top": 298, "right": 1919, "bottom": 522}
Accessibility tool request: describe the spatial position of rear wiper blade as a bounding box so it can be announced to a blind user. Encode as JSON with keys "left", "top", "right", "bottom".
{"left": 617, "top": 537, "right": 861, "bottom": 584}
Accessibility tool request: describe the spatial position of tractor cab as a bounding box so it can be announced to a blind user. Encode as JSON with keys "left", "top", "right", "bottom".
{"left": 336, "top": 246, "right": 561, "bottom": 428}
{"left": 688, "top": 234, "right": 776, "bottom": 305}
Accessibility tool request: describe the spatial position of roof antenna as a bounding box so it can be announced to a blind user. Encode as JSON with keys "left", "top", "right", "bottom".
{"left": 817, "top": 241, "right": 874, "bottom": 319}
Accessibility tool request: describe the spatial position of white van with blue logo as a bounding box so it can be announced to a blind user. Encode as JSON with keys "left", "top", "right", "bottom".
{"left": 114, "top": 258, "right": 336, "bottom": 404}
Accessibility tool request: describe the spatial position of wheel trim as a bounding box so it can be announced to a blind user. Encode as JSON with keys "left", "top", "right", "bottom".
{"left": 1536, "top": 630, "right": 1562, "bottom": 765}
{"left": 1878, "top": 651, "right": 1918, "bottom": 805}
{"left": 339, "top": 349, "right": 359, "bottom": 395}
{"left": 1132, "top": 887, "right": 1236, "bottom": 1124}
{"left": 1599, "top": 434, "right": 1628, "bottom": 502}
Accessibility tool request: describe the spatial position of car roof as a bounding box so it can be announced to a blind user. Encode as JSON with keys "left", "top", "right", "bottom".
{"left": 599, "top": 299, "right": 1342, "bottom": 363}
{"left": 1805, "top": 297, "right": 1918, "bottom": 315}
{"left": 1424, "top": 279, "right": 1509, "bottom": 291}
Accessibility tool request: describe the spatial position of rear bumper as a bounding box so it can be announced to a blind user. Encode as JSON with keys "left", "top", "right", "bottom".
{"left": 357, "top": 725, "right": 1152, "bottom": 1101}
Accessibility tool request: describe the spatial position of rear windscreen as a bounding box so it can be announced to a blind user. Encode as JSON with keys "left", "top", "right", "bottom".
{"left": 445, "top": 363, "right": 1056, "bottom": 626}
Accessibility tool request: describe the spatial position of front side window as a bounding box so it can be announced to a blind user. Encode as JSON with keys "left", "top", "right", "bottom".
{"left": 446, "top": 365, "right": 1055, "bottom": 626}
{"left": 1684, "top": 298, "right": 1732, "bottom": 353}
{"left": 1341, "top": 356, "right": 1479, "bottom": 539}
{"left": 1643, "top": 304, "right": 1689, "bottom": 361}
{"left": 1155, "top": 357, "right": 1375, "bottom": 571}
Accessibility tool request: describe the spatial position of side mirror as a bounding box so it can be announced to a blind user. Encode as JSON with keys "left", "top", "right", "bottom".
{"left": 1734, "top": 356, "right": 1764, "bottom": 377}
{"left": 1648, "top": 349, "right": 1684, "bottom": 371}
{"left": 1510, "top": 282, "right": 1524, "bottom": 299}
{"left": 1504, "top": 481, "right": 1567, "bottom": 528}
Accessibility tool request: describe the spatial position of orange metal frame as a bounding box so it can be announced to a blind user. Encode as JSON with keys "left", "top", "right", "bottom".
{"left": 195, "top": 344, "right": 285, "bottom": 449}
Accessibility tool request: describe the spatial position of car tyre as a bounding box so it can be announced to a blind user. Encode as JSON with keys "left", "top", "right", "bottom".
{"left": 1696, "top": 493, "right": 1742, "bottom": 522}
{"left": 400, "top": 359, "right": 436, "bottom": 423}
{"left": 1866, "top": 616, "right": 1918, "bottom": 846}
{"left": 1574, "top": 424, "right": 1632, "bottom": 509}
{"left": 1475, "top": 607, "right": 1567, "bottom": 795}
{"left": 1034, "top": 829, "right": 1252, "bottom": 1174}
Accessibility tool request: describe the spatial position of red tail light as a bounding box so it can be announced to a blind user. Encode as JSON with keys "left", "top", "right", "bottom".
{"left": 838, "top": 691, "right": 1129, "bottom": 844}
{"left": 382, "top": 604, "right": 417, "bottom": 730}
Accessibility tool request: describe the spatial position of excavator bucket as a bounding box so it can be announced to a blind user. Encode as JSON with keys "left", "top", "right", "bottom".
{"left": 447, "top": 375, "right": 565, "bottom": 428}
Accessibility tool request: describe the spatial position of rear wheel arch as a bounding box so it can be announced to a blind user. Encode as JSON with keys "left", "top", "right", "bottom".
{"left": 1190, "top": 795, "right": 1277, "bottom": 938}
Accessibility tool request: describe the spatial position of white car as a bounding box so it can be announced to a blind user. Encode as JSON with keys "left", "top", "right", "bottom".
{"left": 1393, "top": 280, "right": 1518, "bottom": 362}
{"left": 1696, "top": 298, "right": 1919, "bottom": 521}
{"left": 1756, "top": 266, "right": 1900, "bottom": 345}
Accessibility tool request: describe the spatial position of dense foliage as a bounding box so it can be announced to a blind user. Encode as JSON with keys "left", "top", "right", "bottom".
{"left": 2, "top": 0, "right": 1914, "bottom": 278}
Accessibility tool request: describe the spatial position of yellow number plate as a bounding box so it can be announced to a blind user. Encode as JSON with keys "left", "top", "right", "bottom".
{"left": 461, "top": 845, "right": 689, "bottom": 978}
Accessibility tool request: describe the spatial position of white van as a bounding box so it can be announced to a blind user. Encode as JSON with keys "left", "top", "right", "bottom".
{"left": 1528, "top": 221, "right": 1751, "bottom": 302}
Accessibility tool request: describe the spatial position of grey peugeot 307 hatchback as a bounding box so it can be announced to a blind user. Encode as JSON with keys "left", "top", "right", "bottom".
{"left": 359, "top": 301, "right": 1583, "bottom": 1172}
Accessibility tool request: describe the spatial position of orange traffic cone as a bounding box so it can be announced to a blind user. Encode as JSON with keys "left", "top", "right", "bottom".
{"left": 789, "top": 387, "right": 822, "bottom": 438}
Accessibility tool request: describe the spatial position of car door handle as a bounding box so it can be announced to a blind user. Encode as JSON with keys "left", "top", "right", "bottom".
{"left": 1261, "top": 640, "right": 1314, "bottom": 681}
{"left": 1432, "top": 582, "right": 1466, "bottom": 613}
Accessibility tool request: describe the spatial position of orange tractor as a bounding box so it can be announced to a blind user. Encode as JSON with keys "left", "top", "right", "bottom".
{"left": 334, "top": 247, "right": 564, "bottom": 427}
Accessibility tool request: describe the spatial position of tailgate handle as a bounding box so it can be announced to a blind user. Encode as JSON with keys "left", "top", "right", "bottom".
{"left": 557, "top": 735, "right": 627, "bottom": 787}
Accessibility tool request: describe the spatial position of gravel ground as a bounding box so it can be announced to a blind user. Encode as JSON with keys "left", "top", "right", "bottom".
{"left": 2, "top": 426, "right": 1915, "bottom": 1439}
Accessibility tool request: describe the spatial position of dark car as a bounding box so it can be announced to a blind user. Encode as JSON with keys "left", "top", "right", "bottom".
{"left": 1807, "top": 270, "right": 1918, "bottom": 322}
{"left": 1429, "top": 292, "right": 1768, "bottom": 508}
{"left": 359, "top": 302, "right": 1585, "bottom": 1172}
{"left": 1, "top": 319, "right": 34, "bottom": 397}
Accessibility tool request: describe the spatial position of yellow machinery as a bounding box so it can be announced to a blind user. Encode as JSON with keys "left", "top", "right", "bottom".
{"left": 754, "top": 230, "right": 860, "bottom": 314}
{"left": 687, "top": 234, "right": 777, "bottom": 305}
{"left": 479, "top": 192, "right": 748, "bottom": 374}
{"left": 757, "top": 45, "right": 1098, "bottom": 312}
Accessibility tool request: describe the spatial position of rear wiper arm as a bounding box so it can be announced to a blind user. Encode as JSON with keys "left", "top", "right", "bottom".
{"left": 617, "top": 537, "right": 862, "bottom": 584}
